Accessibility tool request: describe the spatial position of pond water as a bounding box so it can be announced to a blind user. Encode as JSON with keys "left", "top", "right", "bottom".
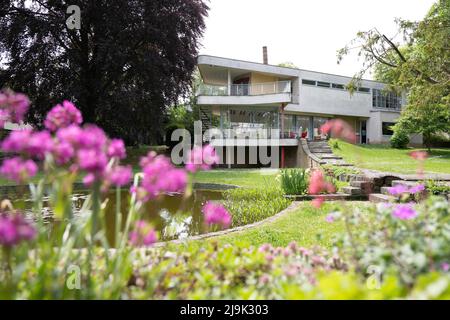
{"left": 7, "top": 187, "right": 224, "bottom": 244}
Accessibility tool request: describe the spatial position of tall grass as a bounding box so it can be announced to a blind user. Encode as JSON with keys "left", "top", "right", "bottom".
{"left": 222, "top": 186, "right": 291, "bottom": 227}
{"left": 280, "top": 168, "right": 308, "bottom": 195}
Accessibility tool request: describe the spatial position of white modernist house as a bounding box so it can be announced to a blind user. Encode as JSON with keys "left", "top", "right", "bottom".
{"left": 196, "top": 52, "right": 422, "bottom": 167}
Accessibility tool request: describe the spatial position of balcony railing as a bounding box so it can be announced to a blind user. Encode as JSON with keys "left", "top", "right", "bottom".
{"left": 197, "top": 81, "right": 291, "bottom": 96}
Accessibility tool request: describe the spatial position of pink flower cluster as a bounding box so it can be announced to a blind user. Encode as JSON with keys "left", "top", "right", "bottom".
{"left": 388, "top": 184, "right": 425, "bottom": 196}
{"left": 185, "top": 145, "right": 219, "bottom": 173}
{"left": 0, "top": 213, "right": 36, "bottom": 247}
{"left": 0, "top": 90, "right": 30, "bottom": 127}
{"left": 320, "top": 119, "right": 356, "bottom": 143}
{"left": 0, "top": 95, "right": 131, "bottom": 188}
{"left": 132, "top": 151, "right": 187, "bottom": 201}
{"left": 44, "top": 100, "right": 82, "bottom": 131}
{"left": 0, "top": 157, "right": 38, "bottom": 183}
{"left": 308, "top": 170, "right": 335, "bottom": 208}
{"left": 392, "top": 203, "right": 418, "bottom": 220}
{"left": 202, "top": 201, "right": 232, "bottom": 229}
{"left": 129, "top": 220, "right": 158, "bottom": 247}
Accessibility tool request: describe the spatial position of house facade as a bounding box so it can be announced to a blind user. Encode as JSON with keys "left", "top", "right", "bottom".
{"left": 196, "top": 51, "right": 422, "bottom": 167}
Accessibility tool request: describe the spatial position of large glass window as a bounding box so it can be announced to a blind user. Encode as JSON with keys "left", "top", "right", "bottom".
{"left": 373, "top": 89, "right": 402, "bottom": 109}
{"left": 313, "top": 117, "right": 329, "bottom": 139}
{"left": 221, "top": 107, "right": 278, "bottom": 138}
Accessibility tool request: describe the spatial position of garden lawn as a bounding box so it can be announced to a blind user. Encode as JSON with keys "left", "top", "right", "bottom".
{"left": 192, "top": 168, "right": 279, "bottom": 188}
{"left": 332, "top": 140, "right": 450, "bottom": 174}
{"left": 212, "top": 202, "right": 369, "bottom": 249}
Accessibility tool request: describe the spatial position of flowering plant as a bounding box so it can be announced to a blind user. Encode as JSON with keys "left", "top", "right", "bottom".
{"left": 0, "top": 89, "right": 227, "bottom": 298}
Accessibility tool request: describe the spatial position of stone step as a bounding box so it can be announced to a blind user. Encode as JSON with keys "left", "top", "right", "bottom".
{"left": 310, "top": 149, "right": 332, "bottom": 153}
{"left": 350, "top": 181, "right": 373, "bottom": 191}
{"left": 350, "top": 175, "right": 371, "bottom": 182}
{"left": 380, "top": 186, "right": 393, "bottom": 195}
{"left": 369, "top": 193, "right": 396, "bottom": 203}
{"left": 342, "top": 186, "right": 362, "bottom": 195}
{"left": 324, "top": 160, "right": 352, "bottom": 166}
{"left": 319, "top": 154, "right": 342, "bottom": 159}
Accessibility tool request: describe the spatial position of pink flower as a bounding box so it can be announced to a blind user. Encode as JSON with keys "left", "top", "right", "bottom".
{"left": 185, "top": 144, "right": 219, "bottom": 172}
{"left": 388, "top": 184, "right": 410, "bottom": 196}
{"left": 0, "top": 157, "right": 38, "bottom": 183}
{"left": 325, "top": 213, "right": 335, "bottom": 223}
{"left": 202, "top": 201, "right": 232, "bottom": 228}
{"left": 0, "top": 90, "right": 30, "bottom": 125}
{"left": 312, "top": 197, "right": 324, "bottom": 208}
{"left": 409, "top": 184, "right": 425, "bottom": 194}
{"left": 77, "top": 125, "right": 107, "bottom": 150}
{"left": 107, "top": 139, "right": 126, "bottom": 159}
{"left": 52, "top": 141, "right": 74, "bottom": 165}
{"left": 1, "top": 130, "right": 53, "bottom": 159}
{"left": 129, "top": 220, "right": 158, "bottom": 247}
{"left": 320, "top": 119, "right": 356, "bottom": 143}
{"left": 107, "top": 165, "right": 132, "bottom": 186}
{"left": 308, "top": 170, "right": 335, "bottom": 195}
{"left": 409, "top": 151, "right": 428, "bottom": 161}
{"left": 83, "top": 173, "right": 96, "bottom": 187}
{"left": 77, "top": 148, "right": 108, "bottom": 174}
{"left": 44, "top": 100, "right": 82, "bottom": 131}
{"left": 441, "top": 262, "right": 449, "bottom": 272}
{"left": 56, "top": 125, "right": 84, "bottom": 147}
{"left": 1, "top": 130, "right": 32, "bottom": 153}
{"left": 392, "top": 203, "right": 418, "bottom": 220}
{"left": 137, "top": 152, "right": 187, "bottom": 200}
{"left": 26, "top": 131, "right": 53, "bottom": 159}
{"left": 0, "top": 213, "right": 36, "bottom": 247}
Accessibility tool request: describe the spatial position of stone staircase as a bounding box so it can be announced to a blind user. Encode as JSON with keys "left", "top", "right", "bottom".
{"left": 307, "top": 140, "right": 351, "bottom": 166}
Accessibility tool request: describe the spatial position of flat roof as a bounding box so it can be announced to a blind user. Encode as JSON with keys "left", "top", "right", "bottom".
{"left": 198, "top": 54, "right": 385, "bottom": 84}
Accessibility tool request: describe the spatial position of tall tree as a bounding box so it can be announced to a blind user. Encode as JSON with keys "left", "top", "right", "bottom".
{"left": 337, "top": 0, "right": 450, "bottom": 146}
{"left": 0, "top": 0, "right": 208, "bottom": 145}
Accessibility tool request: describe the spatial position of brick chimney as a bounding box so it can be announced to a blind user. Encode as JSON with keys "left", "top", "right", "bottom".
{"left": 263, "top": 46, "right": 268, "bottom": 64}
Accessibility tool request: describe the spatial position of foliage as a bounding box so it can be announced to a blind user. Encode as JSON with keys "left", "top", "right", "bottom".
{"left": 390, "top": 128, "right": 410, "bottom": 149}
{"left": 277, "top": 62, "right": 298, "bottom": 69}
{"left": 330, "top": 196, "right": 450, "bottom": 286}
{"left": 322, "top": 163, "right": 360, "bottom": 179}
{"left": 0, "top": 1, "right": 209, "bottom": 145}
{"left": 280, "top": 168, "right": 309, "bottom": 195}
{"left": 424, "top": 180, "right": 450, "bottom": 195}
{"left": 338, "top": 0, "right": 450, "bottom": 143}
{"left": 222, "top": 186, "right": 291, "bottom": 227}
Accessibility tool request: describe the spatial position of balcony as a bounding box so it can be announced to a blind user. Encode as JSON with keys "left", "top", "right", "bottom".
{"left": 197, "top": 81, "right": 292, "bottom": 105}
{"left": 198, "top": 80, "right": 291, "bottom": 96}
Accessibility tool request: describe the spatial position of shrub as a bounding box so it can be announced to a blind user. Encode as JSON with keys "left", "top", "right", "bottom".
{"left": 222, "top": 186, "right": 291, "bottom": 227}
{"left": 329, "top": 196, "right": 450, "bottom": 286}
{"left": 424, "top": 180, "right": 450, "bottom": 195}
{"left": 390, "top": 129, "right": 410, "bottom": 149}
{"left": 280, "top": 168, "right": 309, "bottom": 195}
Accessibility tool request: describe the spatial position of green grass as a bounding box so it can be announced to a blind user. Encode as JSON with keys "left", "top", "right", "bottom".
{"left": 211, "top": 202, "right": 369, "bottom": 249}
{"left": 331, "top": 140, "right": 450, "bottom": 174}
{"left": 192, "top": 168, "right": 279, "bottom": 188}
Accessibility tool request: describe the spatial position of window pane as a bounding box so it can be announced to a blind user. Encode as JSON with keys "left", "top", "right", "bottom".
{"left": 317, "top": 81, "right": 331, "bottom": 88}
{"left": 302, "top": 79, "right": 316, "bottom": 85}
{"left": 332, "top": 83, "right": 345, "bottom": 89}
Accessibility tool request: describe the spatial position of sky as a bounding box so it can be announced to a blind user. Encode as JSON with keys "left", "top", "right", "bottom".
{"left": 199, "top": 0, "right": 436, "bottom": 79}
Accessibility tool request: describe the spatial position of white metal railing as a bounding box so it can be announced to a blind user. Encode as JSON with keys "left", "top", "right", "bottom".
{"left": 197, "top": 81, "right": 291, "bottom": 96}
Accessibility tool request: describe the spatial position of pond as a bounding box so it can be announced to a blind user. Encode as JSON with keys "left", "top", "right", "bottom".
{"left": 7, "top": 186, "right": 225, "bottom": 245}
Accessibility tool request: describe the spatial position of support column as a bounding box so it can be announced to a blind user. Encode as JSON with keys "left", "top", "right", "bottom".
{"left": 227, "top": 69, "right": 231, "bottom": 96}
{"left": 280, "top": 103, "right": 285, "bottom": 168}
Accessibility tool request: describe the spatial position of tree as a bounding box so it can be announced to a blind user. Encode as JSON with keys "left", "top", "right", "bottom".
{"left": 337, "top": 0, "right": 450, "bottom": 146}
{"left": 0, "top": 0, "right": 209, "bottom": 145}
{"left": 277, "top": 62, "right": 298, "bottom": 68}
